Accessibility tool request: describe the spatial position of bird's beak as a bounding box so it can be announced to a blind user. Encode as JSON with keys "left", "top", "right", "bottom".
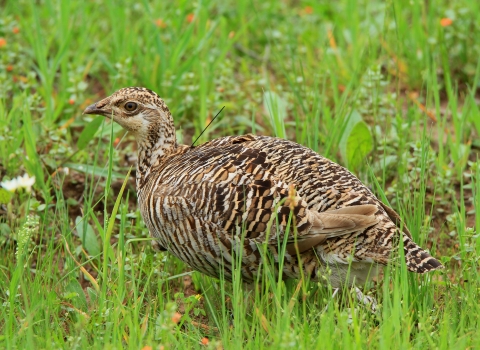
{"left": 83, "top": 103, "right": 112, "bottom": 118}
{"left": 83, "top": 103, "right": 101, "bottom": 115}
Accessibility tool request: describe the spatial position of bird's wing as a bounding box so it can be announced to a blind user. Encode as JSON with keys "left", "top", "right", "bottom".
{"left": 289, "top": 204, "right": 379, "bottom": 254}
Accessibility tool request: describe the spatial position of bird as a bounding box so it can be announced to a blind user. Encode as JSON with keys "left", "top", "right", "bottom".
{"left": 83, "top": 87, "right": 443, "bottom": 302}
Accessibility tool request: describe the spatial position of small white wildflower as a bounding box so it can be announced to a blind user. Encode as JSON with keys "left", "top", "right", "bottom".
{"left": 16, "top": 174, "right": 36, "bottom": 192}
{"left": 1, "top": 173, "right": 35, "bottom": 193}
{"left": 1, "top": 178, "right": 19, "bottom": 192}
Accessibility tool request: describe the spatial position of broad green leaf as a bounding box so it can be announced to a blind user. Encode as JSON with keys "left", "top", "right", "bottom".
{"left": 339, "top": 110, "right": 362, "bottom": 161}
{"left": 65, "top": 279, "right": 88, "bottom": 312}
{"left": 22, "top": 104, "right": 46, "bottom": 193}
{"left": 263, "top": 91, "right": 287, "bottom": 138}
{"left": 75, "top": 216, "right": 101, "bottom": 258}
{"left": 87, "top": 287, "right": 98, "bottom": 305}
{"left": 77, "top": 116, "right": 104, "bottom": 150}
{"left": 339, "top": 110, "right": 373, "bottom": 170}
{"left": 346, "top": 121, "right": 374, "bottom": 170}
{"left": 64, "top": 162, "right": 125, "bottom": 179}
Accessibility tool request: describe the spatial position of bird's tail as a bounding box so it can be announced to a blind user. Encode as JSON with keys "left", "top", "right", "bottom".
{"left": 402, "top": 235, "right": 443, "bottom": 273}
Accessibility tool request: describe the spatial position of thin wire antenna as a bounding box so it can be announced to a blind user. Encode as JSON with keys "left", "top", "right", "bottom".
{"left": 190, "top": 106, "right": 225, "bottom": 147}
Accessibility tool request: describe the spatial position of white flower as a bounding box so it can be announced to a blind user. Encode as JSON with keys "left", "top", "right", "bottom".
{"left": 17, "top": 173, "right": 36, "bottom": 192}
{"left": 1, "top": 173, "right": 36, "bottom": 192}
{"left": 1, "top": 178, "right": 19, "bottom": 192}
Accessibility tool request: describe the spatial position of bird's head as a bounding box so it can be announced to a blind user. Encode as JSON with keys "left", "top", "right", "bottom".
{"left": 83, "top": 87, "right": 173, "bottom": 138}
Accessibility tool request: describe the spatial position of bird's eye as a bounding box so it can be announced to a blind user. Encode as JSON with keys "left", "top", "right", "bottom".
{"left": 124, "top": 102, "right": 138, "bottom": 112}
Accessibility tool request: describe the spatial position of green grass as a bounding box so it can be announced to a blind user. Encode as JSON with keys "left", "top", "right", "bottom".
{"left": 1, "top": 0, "right": 480, "bottom": 348}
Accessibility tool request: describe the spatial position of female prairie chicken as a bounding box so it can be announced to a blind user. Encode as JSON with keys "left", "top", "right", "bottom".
{"left": 84, "top": 87, "right": 442, "bottom": 290}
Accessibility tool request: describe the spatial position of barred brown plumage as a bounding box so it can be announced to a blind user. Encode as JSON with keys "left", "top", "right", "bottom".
{"left": 84, "top": 87, "right": 443, "bottom": 290}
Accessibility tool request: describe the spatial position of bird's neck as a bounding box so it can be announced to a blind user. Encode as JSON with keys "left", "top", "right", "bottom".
{"left": 135, "top": 111, "right": 177, "bottom": 189}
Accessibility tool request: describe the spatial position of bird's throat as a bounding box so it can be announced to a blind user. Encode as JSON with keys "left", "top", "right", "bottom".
{"left": 135, "top": 116, "right": 176, "bottom": 189}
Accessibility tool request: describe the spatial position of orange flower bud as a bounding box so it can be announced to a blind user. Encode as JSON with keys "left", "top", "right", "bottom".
{"left": 304, "top": 6, "right": 313, "bottom": 14}
{"left": 440, "top": 18, "right": 453, "bottom": 27}
{"left": 155, "top": 19, "right": 167, "bottom": 28}
{"left": 171, "top": 312, "right": 182, "bottom": 324}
